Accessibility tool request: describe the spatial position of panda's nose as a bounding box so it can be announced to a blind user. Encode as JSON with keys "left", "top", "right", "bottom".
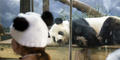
{"left": 57, "top": 39, "right": 62, "bottom": 43}
{"left": 13, "top": 17, "right": 29, "bottom": 31}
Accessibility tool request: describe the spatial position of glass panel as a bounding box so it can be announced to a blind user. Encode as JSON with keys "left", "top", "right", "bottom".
{"left": 70, "top": 0, "right": 120, "bottom": 60}
{"left": 0, "top": 0, "right": 120, "bottom": 60}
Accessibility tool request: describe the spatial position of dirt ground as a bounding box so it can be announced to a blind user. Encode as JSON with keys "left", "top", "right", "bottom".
{"left": 0, "top": 45, "right": 118, "bottom": 60}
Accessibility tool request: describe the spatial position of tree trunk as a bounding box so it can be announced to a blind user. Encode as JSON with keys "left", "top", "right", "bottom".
{"left": 43, "top": 0, "right": 49, "bottom": 12}
{"left": 20, "top": 0, "right": 31, "bottom": 13}
{"left": 58, "top": 0, "right": 103, "bottom": 17}
{"left": 30, "top": 0, "right": 34, "bottom": 12}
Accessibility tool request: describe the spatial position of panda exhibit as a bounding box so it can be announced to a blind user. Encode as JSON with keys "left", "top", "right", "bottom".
{"left": 49, "top": 16, "right": 120, "bottom": 47}
{"left": 10, "top": 11, "right": 53, "bottom": 60}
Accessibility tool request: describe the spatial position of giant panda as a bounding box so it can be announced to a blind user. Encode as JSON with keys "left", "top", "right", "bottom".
{"left": 10, "top": 11, "right": 53, "bottom": 60}
{"left": 49, "top": 18, "right": 101, "bottom": 48}
{"left": 49, "top": 16, "right": 120, "bottom": 48}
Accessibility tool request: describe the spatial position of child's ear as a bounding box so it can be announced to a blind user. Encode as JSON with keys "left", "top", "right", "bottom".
{"left": 41, "top": 11, "right": 54, "bottom": 27}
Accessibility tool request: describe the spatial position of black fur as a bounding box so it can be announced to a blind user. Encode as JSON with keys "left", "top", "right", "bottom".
{"left": 52, "top": 36, "right": 56, "bottom": 42}
{"left": 72, "top": 18, "right": 101, "bottom": 48}
{"left": 41, "top": 11, "right": 54, "bottom": 27}
{"left": 99, "top": 17, "right": 120, "bottom": 45}
{"left": 58, "top": 31, "right": 64, "bottom": 36}
{"left": 13, "top": 17, "right": 29, "bottom": 31}
{"left": 55, "top": 18, "right": 63, "bottom": 24}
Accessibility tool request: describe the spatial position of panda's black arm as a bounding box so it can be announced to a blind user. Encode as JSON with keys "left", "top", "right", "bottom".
{"left": 99, "top": 24, "right": 111, "bottom": 39}
{"left": 77, "top": 27, "right": 101, "bottom": 47}
{"left": 85, "top": 29, "right": 101, "bottom": 47}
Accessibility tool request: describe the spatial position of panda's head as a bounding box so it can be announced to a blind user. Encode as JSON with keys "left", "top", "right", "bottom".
{"left": 10, "top": 11, "right": 53, "bottom": 47}
{"left": 49, "top": 18, "right": 69, "bottom": 45}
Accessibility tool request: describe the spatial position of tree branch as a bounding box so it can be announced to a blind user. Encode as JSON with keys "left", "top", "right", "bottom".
{"left": 58, "top": 0, "right": 103, "bottom": 17}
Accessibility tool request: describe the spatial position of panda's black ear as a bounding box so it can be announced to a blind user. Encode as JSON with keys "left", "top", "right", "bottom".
{"left": 41, "top": 11, "right": 54, "bottom": 26}
{"left": 55, "top": 18, "right": 63, "bottom": 24}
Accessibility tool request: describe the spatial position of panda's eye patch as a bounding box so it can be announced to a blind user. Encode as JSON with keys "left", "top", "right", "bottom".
{"left": 52, "top": 36, "right": 56, "bottom": 42}
{"left": 58, "top": 31, "right": 64, "bottom": 35}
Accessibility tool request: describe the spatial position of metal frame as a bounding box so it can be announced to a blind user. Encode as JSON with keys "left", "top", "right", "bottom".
{"left": 69, "top": 0, "right": 73, "bottom": 60}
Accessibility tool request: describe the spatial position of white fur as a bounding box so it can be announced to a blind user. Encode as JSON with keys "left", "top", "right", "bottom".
{"left": 85, "top": 16, "right": 110, "bottom": 34}
{"left": 10, "top": 12, "right": 48, "bottom": 47}
{"left": 49, "top": 21, "right": 69, "bottom": 43}
{"left": 106, "top": 49, "right": 120, "bottom": 60}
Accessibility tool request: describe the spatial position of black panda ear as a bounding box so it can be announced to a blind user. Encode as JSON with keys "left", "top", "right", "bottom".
{"left": 41, "top": 11, "right": 54, "bottom": 26}
{"left": 55, "top": 18, "right": 63, "bottom": 24}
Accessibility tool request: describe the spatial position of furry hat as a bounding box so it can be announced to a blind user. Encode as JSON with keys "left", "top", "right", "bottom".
{"left": 10, "top": 12, "right": 48, "bottom": 47}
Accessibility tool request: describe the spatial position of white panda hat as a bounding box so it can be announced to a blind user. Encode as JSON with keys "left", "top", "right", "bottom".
{"left": 10, "top": 12, "right": 49, "bottom": 47}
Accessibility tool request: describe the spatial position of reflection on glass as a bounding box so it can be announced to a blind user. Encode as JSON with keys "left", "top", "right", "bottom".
{"left": 0, "top": 0, "right": 120, "bottom": 60}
